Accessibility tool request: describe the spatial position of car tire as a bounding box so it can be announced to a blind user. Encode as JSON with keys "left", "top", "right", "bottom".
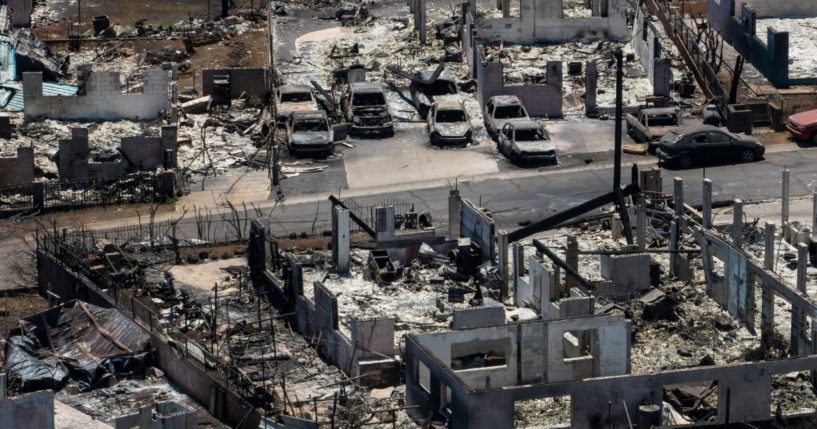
{"left": 678, "top": 154, "right": 693, "bottom": 169}
{"left": 430, "top": 132, "right": 439, "bottom": 146}
{"left": 739, "top": 149, "right": 756, "bottom": 163}
{"left": 812, "top": 133, "right": 817, "bottom": 145}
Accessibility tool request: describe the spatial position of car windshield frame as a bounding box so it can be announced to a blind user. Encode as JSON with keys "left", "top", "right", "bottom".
{"left": 436, "top": 109, "right": 467, "bottom": 123}
{"left": 493, "top": 105, "right": 527, "bottom": 119}
{"left": 280, "top": 92, "right": 312, "bottom": 103}
{"left": 293, "top": 118, "right": 328, "bottom": 132}
{"left": 352, "top": 92, "right": 386, "bottom": 107}
{"left": 514, "top": 127, "right": 548, "bottom": 142}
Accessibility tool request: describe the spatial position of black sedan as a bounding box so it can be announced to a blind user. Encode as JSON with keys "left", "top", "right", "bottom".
{"left": 656, "top": 126, "right": 765, "bottom": 169}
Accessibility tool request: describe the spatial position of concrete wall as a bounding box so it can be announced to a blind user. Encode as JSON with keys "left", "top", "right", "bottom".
{"left": 473, "top": 0, "right": 628, "bottom": 43}
{"left": 7, "top": 0, "right": 33, "bottom": 27}
{"left": 0, "top": 390, "right": 54, "bottom": 429}
{"left": 475, "top": 58, "right": 563, "bottom": 118}
{"left": 460, "top": 199, "right": 495, "bottom": 262}
{"left": 201, "top": 68, "right": 268, "bottom": 99}
{"left": 452, "top": 305, "right": 506, "bottom": 329}
{"left": 58, "top": 126, "right": 178, "bottom": 181}
{"left": 708, "top": 0, "right": 817, "bottom": 86}
{"left": 633, "top": 6, "right": 672, "bottom": 96}
{"left": 0, "top": 147, "right": 34, "bottom": 186}
{"left": 723, "top": 0, "right": 817, "bottom": 17}
{"left": 24, "top": 71, "right": 173, "bottom": 121}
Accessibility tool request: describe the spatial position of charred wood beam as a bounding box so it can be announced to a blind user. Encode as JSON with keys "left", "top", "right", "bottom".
{"left": 328, "top": 195, "right": 376, "bottom": 239}
{"left": 507, "top": 183, "right": 640, "bottom": 243}
{"left": 532, "top": 239, "right": 595, "bottom": 291}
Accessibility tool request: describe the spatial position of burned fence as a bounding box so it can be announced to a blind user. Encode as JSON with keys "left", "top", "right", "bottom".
{"left": 0, "top": 170, "right": 189, "bottom": 217}
{"left": 35, "top": 227, "right": 263, "bottom": 427}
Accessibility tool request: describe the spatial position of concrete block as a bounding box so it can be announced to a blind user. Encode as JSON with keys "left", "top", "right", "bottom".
{"left": 351, "top": 318, "right": 396, "bottom": 357}
{"left": 452, "top": 305, "right": 506, "bottom": 329}
{"left": 599, "top": 253, "right": 651, "bottom": 297}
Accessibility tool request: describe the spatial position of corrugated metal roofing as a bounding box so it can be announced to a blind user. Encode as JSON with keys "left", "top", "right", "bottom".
{"left": 17, "top": 300, "right": 150, "bottom": 369}
{"left": 0, "top": 81, "right": 78, "bottom": 111}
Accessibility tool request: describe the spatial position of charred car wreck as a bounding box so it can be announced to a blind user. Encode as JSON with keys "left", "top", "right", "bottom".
{"left": 342, "top": 82, "right": 394, "bottom": 136}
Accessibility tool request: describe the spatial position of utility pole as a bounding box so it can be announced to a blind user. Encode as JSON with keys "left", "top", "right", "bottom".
{"left": 613, "top": 49, "right": 634, "bottom": 245}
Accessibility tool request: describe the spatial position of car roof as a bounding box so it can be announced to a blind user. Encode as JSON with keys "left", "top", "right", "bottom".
{"left": 488, "top": 95, "right": 523, "bottom": 106}
{"left": 507, "top": 119, "right": 542, "bottom": 130}
{"left": 278, "top": 84, "right": 312, "bottom": 93}
{"left": 434, "top": 100, "right": 465, "bottom": 110}
{"left": 350, "top": 82, "right": 384, "bottom": 92}
{"left": 675, "top": 125, "right": 727, "bottom": 134}
{"left": 642, "top": 107, "right": 678, "bottom": 115}
{"left": 789, "top": 109, "right": 817, "bottom": 124}
{"left": 291, "top": 110, "right": 327, "bottom": 120}
{"left": 417, "top": 69, "right": 455, "bottom": 82}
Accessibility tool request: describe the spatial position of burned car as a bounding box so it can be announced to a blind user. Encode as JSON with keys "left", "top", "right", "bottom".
{"left": 483, "top": 95, "right": 530, "bottom": 138}
{"left": 496, "top": 120, "right": 557, "bottom": 164}
{"left": 410, "top": 69, "right": 459, "bottom": 119}
{"left": 341, "top": 82, "right": 394, "bottom": 136}
{"left": 274, "top": 84, "right": 318, "bottom": 124}
{"left": 625, "top": 107, "right": 684, "bottom": 150}
{"left": 427, "top": 101, "right": 472, "bottom": 146}
{"left": 285, "top": 111, "right": 334, "bottom": 157}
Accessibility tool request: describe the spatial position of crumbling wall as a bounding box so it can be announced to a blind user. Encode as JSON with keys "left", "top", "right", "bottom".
{"left": 725, "top": 0, "right": 817, "bottom": 17}
{"left": 58, "top": 126, "right": 178, "bottom": 181}
{"left": 475, "top": 57, "right": 563, "bottom": 118}
{"left": 0, "top": 390, "right": 54, "bottom": 429}
{"left": 632, "top": 6, "right": 671, "bottom": 96}
{"left": 708, "top": 0, "right": 817, "bottom": 86}
{"left": 473, "top": 0, "right": 628, "bottom": 43}
{"left": 23, "top": 71, "right": 173, "bottom": 121}
{"left": 202, "top": 68, "right": 268, "bottom": 99}
{"left": 460, "top": 199, "right": 495, "bottom": 261}
{"left": 7, "top": 0, "right": 33, "bottom": 27}
{"left": 0, "top": 146, "right": 34, "bottom": 186}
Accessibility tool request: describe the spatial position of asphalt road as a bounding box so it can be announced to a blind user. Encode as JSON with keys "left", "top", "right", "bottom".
{"left": 100, "top": 144, "right": 817, "bottom": 241}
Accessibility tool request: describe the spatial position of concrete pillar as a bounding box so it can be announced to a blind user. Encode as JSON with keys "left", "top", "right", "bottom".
{"left": 637, "top": 198, "right": 646, "bottom": 250}
{"left": 611, "top": 213, "right": 622, "bottom": 240}
{"left": 498, "top": 232, "right": 509, "bottom": 301}
{"left": 0, "top": 373, "right": 6, "bottom": 400}
{"left": 501, "top": 0, "right": 511, "bottom": 17}
{"left": 792, "top": 305, "right": 802, "bottom": 356}
{"left": 139, "top": 406, "right": 152, "bottom": 428}
{"left": 673, "top": 177, "right": 684, "bottom": 219}
{"left": 813, "top": 191, "right": 817, "bottom": 230}
{"left": 669, "top": 219, "right": 679, "bottom": 277}
{"left": 782, "top": 168, "right": 790, "bottom": 226}
{"left": 565, "top": 235, "right": 578, "bottom": 290}
{"left": 732, "top": 199, "right": 743, "bottom": 248}
{"left": 585, "top": 60, "right": 598, "bottom": 116}
{"left": 702, "top": 178, "right": 712, "bottom": 229}
{"left": 764, "top": 222, "right": 776, "bottom": 270}
{"left": 798, "top": 243, "right": 808, "bottom": 295}
{"left": 418, "top": 0, "right": 427, "bottom": 44}
{"left": 332, "top": 206, "right": 350, "bottom": 273}
{"left": 512, "top": 243, "right": 524, "bottom": 307}
{"left": 448, "top": 189, "right": 462, "bottom": 240}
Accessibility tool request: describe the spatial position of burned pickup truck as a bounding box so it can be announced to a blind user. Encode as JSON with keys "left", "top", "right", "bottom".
{"left": 625, "top": 107, "right": 683, "bottom": 151}
{"left": 341, "top": 82, "right": 394, "bottom": 136}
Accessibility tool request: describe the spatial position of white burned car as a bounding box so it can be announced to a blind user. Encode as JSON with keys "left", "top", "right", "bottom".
{"left": 274, "top": 84, "right": 318, "bottom": 124}
{"left": 496, "top": 120, "right": 557, "bottom": 164}
{"left": 427, "top": 101, "right": 472, "bottom": 146}
{"left": 285, "top": 111, "right": 334, "bottom": 157}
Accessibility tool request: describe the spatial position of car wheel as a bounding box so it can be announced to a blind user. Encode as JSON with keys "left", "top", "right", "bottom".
{"left": 678, "top": 154, "right": 693, "bottom": 169}
{"left": 812, "top": 133, "right": 817, "bottom": 145}
{"left": 430, "top": 132, "right": 439, "bottom": 146}
{"left": 739, "top": 149, "right": 756, "bottom": 163}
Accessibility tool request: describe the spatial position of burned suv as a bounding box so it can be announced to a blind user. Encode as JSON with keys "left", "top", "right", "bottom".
{"left": 274, "top": 84, "right": 318, "bottom": 124}
{"left": 285, "top": 111, "right": 334, "bottom": 157}
{"left": 341, "top": 82, "right": 394, "bottom": 136}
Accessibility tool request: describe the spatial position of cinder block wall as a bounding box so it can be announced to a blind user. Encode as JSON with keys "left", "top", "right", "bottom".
{"left": 0, "top": 391, "right": 54, "bottom": 429}
{"left": 0, "top": 147, "right": 34, "bottom": 186}
{"left": 201, "top": 68, "right": 269, "bottom": 99}
{"left": 24, "top": 71, "right": 171, "bottom": 121}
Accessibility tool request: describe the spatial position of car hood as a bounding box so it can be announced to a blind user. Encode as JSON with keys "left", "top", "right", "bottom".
{"left": 435, "top": 123, "right": 470, "bottom": 137}
{"left": 515, "top": 141, "right": 555, "bottom": 153}
{"left": 353, "top": 106, "right": 389, "bottom": 117}
{"left": 493, "top": 117, "right": 530, "bottom": 129}
{"left": 291, "top": 132, "right": 331, "bottom": 145}
{"left": 279, "top": 102, "right": 317, "bottom": 115}
{"left": 788, "top": 110, "right": 817, "bottom": 127}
